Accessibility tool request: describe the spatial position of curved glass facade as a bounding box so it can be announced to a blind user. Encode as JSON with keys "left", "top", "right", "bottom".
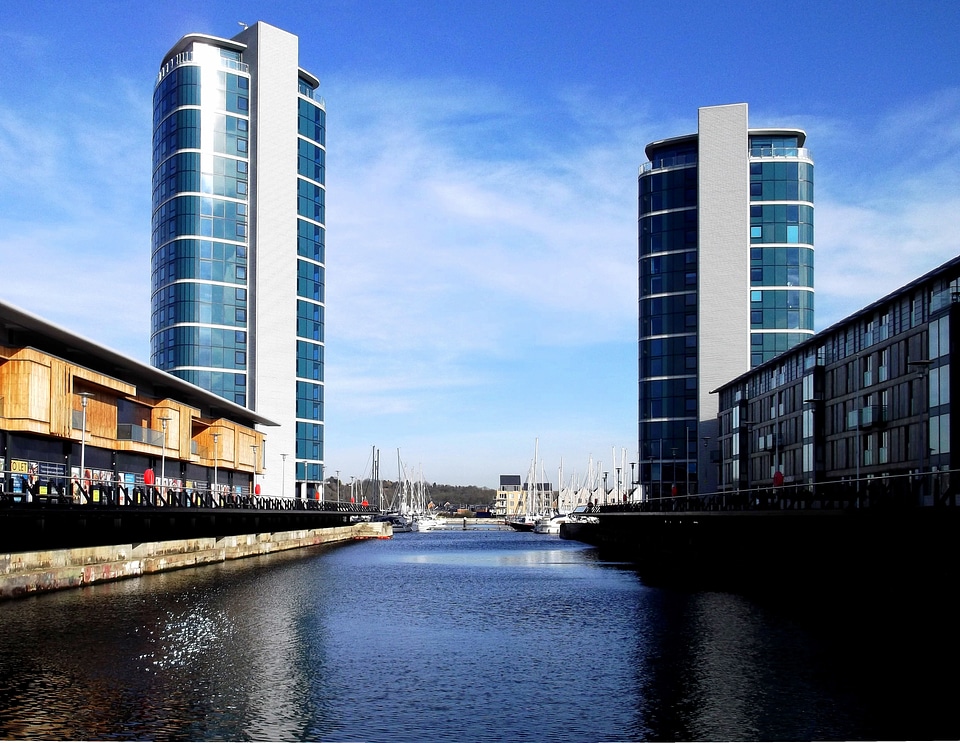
{"left": 638, "top": 110, "right": 814, "bottom": 497}
{"left": 151, "top": 42, "right": 251, "bottom": 405}
{"left": 639, "top": 138, "right": 698, "bottom": 495}
{"left": 748, "top": 136, "right": 815, "bottom": 367}
{"left": 296, "top": 94, "right": 326, "bottom": 485}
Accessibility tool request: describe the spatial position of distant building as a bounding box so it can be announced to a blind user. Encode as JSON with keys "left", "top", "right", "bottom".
{"left": 638, "top": 103, "right": 814, "bottom": 497}
{"left": 0, "top": 300, "right": 270, "bottom": 501}
{"left": 714, "top": 254, "right": 960, "bottom": 503}
{"left": 151, "top": 22, "right": 325, "bottom": 499}
{"left": 495, "top": 474, "right": 522, "bottom": 516}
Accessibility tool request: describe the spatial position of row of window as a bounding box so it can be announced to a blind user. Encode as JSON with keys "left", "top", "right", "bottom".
{"left": 750, "top": 289, "right": 813, "bottom": 309}
{"left": 640, "top": 393, "right": 697, "bottom": 420}
{"left": 750, "top": 332, "right": 812, "bottom": 367}
{"left": 297, "top": 180, "right": 325, "bottom": 223}
{"left": 151, "top": 288, "right": 247, "bottom": 331}
{"left": 298, "top": 99, "right": 326, "bottom": 146}
{"left": 153, "top": 64, "right": 249, "bottom": 125}
{"left": 297, "top": 260, "right": 324, "bottom": 303}
{"left": 298, "top": 139, "right": 325, "bottom": 184}
{"left": 298, "top": 219, "right": 325, "bottom": 263}
{"left": 751, "top": 264, "right": 815, "bottom": 288}
{"left": 297, "top": 422, "right": 323, "bottom": 461}
{"left": 297, "top": 381, "right": 324, "bottom": 421}
{"left": 750, "top": 308, "right": 815, "bottom": 331}
{"left": 297, "top": 340, "right": 323, "bottom": 381}
{"left": 153, "top": 324, "right": 246, "bottom": 352}
{"left": 638, "top": 421, "right": 696, "bottom": 461}
{"left": 165, "top": 369, "right": 246, "bottom": 407}
{"left": 153, "top": 152, "right": 249, "bottom": 207}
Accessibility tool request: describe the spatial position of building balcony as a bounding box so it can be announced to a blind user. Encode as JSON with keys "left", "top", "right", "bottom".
{"left": 749, "top": 146, "right": 813, "bottom": 161}
{"left": 639, "top": 153, "right": 698, "bottom": 174}
{"left": 847, "top": 405, "right": 887, "bottom": 431}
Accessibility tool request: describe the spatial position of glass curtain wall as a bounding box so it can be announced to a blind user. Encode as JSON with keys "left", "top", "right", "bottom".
{"left": 639, "top": 138, "right": 699, "bottom": 497}
{"left": 151, "top": 42, "right": 251, "bottom": 406}
{"left": 295, "top": 88, "right": 326, "bottom": 488}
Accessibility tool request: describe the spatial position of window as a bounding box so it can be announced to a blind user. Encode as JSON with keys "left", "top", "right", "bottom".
{"left": 751, "top": 226, "right": 762, "bottom": 239}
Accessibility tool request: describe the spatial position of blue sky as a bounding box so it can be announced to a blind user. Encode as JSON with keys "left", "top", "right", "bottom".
{"left": 3, "top": 1, "right": 960, "bottom": 488}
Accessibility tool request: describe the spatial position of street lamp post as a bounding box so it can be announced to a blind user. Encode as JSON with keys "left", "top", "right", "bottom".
{"left": 159, "top": 416, "right": 171, "bottom": 501}
{"left": 335, "top": 469, "right": 340, "bottom": 503}
{"left": 658, "top": 439, "right": 663, "bottom": 501}
{"left": 602, "top": 471, "right": 608, "bottom": 506}
{"left": 250, "top": 444, "right": 259, "bottom": 497}
{"left": 671, "top": 447, "right": 678, "bottom": 496}
{"left": 648, "top": 454, "right": 655, "bottom": 503}
{"left": 281, "top": 453, "right": 287, "bottom": 499}
{"left": 629, "top": 461, "right": 635, "bottom": 503}
{"left": 78, "top": 392, "right": 95, "bottom": 502}
{"left": 212, "top": 430, "right": 220, "bottom": 497}
{"left": 908, "top": 359, "right": 932, "bottom": 503}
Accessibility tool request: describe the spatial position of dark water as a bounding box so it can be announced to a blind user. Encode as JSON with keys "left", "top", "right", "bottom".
{"left": 0, "top": 530, "right": 955, "bottom": 742}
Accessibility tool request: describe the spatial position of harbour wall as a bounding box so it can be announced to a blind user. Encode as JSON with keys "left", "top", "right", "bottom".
{"left": 560, "top": 507, "right": 960, "bottom": 592}
{"left": 0, "top": 521, "right": 391, "bottom": 601}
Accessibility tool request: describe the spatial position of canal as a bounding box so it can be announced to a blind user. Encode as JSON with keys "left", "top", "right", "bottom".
{"left": 0, "top": 529, "right": 954, "bottom": 741}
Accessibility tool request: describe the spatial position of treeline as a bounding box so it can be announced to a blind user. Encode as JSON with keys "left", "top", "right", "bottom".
{"left": 322, "top": 478, "right": 495, "bottom": 508}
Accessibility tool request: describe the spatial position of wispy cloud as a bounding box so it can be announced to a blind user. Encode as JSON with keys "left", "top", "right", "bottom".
{"left": 0, "top": 89, "right": 152, "bottom": 357}
{"left": 813, "top": 90, "right": 960, "bottom": 328}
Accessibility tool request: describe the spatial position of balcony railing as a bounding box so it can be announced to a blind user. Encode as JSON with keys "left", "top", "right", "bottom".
{"left": 749, "top": 146, "right": 813, "bottom": 160}
{"left": 639, "top": 153, "right": 698, "bottom": 175}
{"left": 116, "top": 424, "right": 165, "bottom": 447}
{"left": 847, "top": 405, "right": 887, "bottom": 430}
{"left": 156, "top": 51, "right": 250, "bottom": 85}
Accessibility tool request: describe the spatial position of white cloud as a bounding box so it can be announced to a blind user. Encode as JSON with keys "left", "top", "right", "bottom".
{"left": 813, "top": 90, "right": 960, "bottom": 329}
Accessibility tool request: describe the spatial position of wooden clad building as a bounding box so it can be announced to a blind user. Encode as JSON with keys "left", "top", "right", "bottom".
{"left": 0, "top": 300, "right": 276, "bottom": 501}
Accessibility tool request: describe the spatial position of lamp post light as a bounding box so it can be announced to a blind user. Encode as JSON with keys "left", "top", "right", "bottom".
{"left": 671, "top": 447, "right": 678, "bottom": 496}
{"left": 78, "top": 392, "right": 95, "bottom": 501}
{"left": 250, "top": 444, "right": 259, "bottom": 496}
{"left": 159, "top": 416, "right": 171, "bottom": 498}
{"left": 658, "top": 439, "right": 664, "bottom": 501}
{"left": 212, "top": 430, "right": 220, "bottom": 495}
{"left": 648, "top": 454, "right": 655, "bottom": 503}
{"left": 908, "top": 359, "right": 933, "bottom": 502}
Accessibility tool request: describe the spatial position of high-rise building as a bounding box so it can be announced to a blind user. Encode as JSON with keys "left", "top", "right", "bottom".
{"left": 638, "top": 103, "right": 814, "bottom": 496}
{"left": 151, "top": 22, "right": 325, "bottom": 498}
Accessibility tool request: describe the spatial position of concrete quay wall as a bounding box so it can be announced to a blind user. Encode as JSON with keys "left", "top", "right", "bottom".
{"left": 0, "top": 521, "right": 391, "bottom": 601}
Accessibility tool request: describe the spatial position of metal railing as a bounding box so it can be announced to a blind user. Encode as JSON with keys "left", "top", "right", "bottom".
{"left": 0, "top": 473, "right": 379, "bottom": 514}
{"left": 600, "top": 469, "right": 955, "bottom": 514}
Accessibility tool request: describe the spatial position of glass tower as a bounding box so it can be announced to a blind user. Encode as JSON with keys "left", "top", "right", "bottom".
{"left": 638, "top": 103, "right": 814, "bottom": 496}
{"left": 151, "top": 23, "right": 325, "bottom": 498}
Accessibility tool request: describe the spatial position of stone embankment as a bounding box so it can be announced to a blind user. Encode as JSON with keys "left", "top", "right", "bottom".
{"left": 0, "top": 521, "right": 391, "bottom": 601}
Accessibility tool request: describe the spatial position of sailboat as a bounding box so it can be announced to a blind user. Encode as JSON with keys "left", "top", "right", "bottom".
{"left": 507, "top": 439, "right": 547, "bottom": 532}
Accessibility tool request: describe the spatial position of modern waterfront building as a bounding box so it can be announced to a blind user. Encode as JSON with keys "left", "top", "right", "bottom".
{"left": 0, "top": 299, "right": 269, "bottom": 504}
{"left": 714, "top": 253, "right": 960, "bottom": 504}
{"left": 151, "top": 22, "right": 325, "bottom": 499}
{"left": 638, "top": 103, "right": 814, "bottom": 497}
